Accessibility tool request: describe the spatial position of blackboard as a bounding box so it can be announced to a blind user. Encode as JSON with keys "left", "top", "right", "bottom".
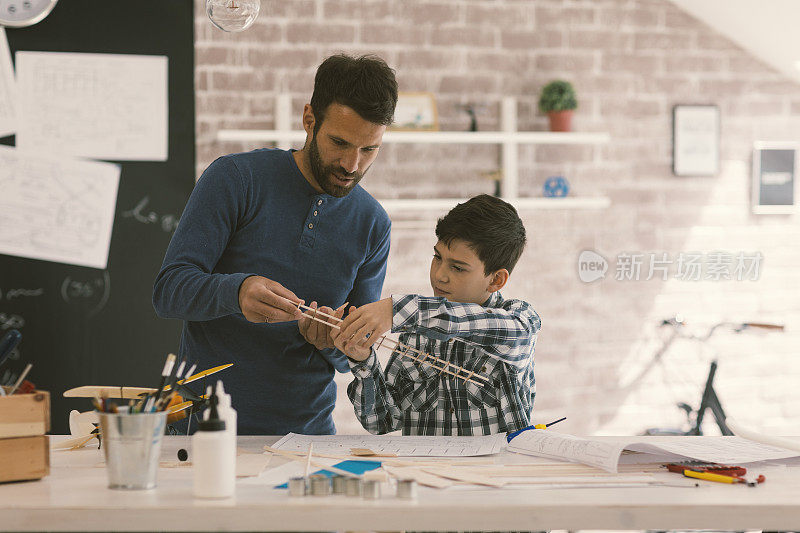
{"left": 0, "top": 1, "right": 195, "bottom": 433}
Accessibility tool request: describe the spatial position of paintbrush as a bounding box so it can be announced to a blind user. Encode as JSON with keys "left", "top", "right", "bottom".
{"left": 153, "top": 353, "right": 177, "bottom": 406}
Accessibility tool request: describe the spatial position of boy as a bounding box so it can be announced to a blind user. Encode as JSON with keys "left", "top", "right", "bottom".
{"left": 331, "top": 194, "right": 541, "bottom": 435}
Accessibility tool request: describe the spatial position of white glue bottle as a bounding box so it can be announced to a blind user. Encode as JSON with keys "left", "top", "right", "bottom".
{"left": 215, "top": 380, "right": 237, "bottom": 440}
{"left": 203, "top": 381, "right": 237, "bottom": 440}
{"left": 192, "top": 391, "right": 235, "bottom": 499}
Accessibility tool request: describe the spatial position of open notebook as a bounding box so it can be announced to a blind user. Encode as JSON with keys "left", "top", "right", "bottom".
{"left": 506, "top": 428, "right": 800, "bottom": 473}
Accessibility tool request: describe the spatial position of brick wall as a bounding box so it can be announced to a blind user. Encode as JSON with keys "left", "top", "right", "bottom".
{"left": 195, "top": 0, "right": 800, "bottom": 436}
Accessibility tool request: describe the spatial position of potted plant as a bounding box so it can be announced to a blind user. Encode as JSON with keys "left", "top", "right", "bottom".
{"left": 538, "top": 80, "right": 578, "bottom": 132}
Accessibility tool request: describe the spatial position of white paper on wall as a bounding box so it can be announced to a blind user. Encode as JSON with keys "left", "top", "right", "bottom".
{"left": 15, "top": 51, "right": 168, "bottom": 161}
{"left": 0, "top": 146, "right": 121, "bottom": 269}
{"left": 0, "top": 27, "right": 18, "bottom": 138}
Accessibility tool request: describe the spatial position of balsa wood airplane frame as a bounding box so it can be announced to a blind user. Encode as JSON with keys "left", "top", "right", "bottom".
{"left": 297, "top": 304, "right": 491, "bottom": 386}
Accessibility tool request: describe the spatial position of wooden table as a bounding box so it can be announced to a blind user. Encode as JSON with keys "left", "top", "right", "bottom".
{"left": 2, "top": 435, "right": 800, "bottom": 531}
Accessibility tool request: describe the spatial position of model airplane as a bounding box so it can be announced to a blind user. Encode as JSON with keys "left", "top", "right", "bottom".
{"left": 62, "top": 363, "right": 233, "bottom": 399}
{"left": 56, "top": 363, "right": 233, "bottom": 450}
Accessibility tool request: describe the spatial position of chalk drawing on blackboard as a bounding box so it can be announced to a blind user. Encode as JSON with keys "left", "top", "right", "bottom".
{"left": 122, "top": 196, "right": 180, "bottom": 233}
{"left": 60, "top": 270, "right": 111, "bottom": 317}
{"left": 0, "top": 313, "right": 24, "bottom": 330}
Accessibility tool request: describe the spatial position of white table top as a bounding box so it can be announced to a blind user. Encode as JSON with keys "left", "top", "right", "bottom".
{"left": 2, "top": 435, "right": 800, "bottom": 531}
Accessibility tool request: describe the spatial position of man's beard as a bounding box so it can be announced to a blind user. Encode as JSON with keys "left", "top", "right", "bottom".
{"left": 308, "top": 131, "right": 365, "bottom": 198}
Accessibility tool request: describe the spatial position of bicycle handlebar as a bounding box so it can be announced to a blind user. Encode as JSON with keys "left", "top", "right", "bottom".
{"left": 659, "top": 317, "right": 784, "bottom": 339}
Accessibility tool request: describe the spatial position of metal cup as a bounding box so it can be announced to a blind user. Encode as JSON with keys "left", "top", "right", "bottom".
{"left": 99, "top": 411, "right": 167, "bottom": 490}
{"left": 331, "top": 474, "right": 347, "bottom": 494}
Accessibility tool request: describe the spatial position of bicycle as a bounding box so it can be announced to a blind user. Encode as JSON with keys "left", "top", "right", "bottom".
{"left": 642, "top": 316, "right": 784, "bottom": 436}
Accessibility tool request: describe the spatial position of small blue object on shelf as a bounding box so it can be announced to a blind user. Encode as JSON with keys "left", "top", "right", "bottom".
{"left": 543, "top": 176, "right": 570, "bottom": 198}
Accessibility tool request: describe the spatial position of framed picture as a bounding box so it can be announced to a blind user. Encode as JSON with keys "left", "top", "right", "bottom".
{"left": 672, "top": 104, "right": 720, "bottom": 176}
{"left": 752, "top": 142, "right": 798, "bottom": 214}
{"left": 391, "top": 92, "right": 439, "bottom": 131}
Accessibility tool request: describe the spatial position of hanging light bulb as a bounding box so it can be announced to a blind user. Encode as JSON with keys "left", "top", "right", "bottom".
{"left": 206, "top": 0, "right": 260, "bottom": 32}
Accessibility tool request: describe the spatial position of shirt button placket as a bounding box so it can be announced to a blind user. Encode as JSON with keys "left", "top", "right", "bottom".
{"left": 301, "top": 198, "right": 323, "bottom": 248}
{"left": 308, "top": 197, "right": 324, "bottom": 231}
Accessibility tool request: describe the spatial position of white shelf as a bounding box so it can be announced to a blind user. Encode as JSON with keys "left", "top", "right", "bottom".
{"left": 218, "top": 130, "right": 307, "bottom": 143}
{"left": 217, "top": 129, "right": 611, "bottom": 145}
{"left": 213, "top": 95, "right": 611, "bottom": 211}
{"left": 381, "top": 197, "right": 611, "bottom": 211}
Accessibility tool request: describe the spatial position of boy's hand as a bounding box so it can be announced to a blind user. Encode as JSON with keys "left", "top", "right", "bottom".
{"left": 331, "top": 320, "right": 372, "bottom": 361}
{"left": 298, "top": 301, "right": 347, "bottom": 350}
{"left": 336, "top": 298, "right": 393, "bottom": 350}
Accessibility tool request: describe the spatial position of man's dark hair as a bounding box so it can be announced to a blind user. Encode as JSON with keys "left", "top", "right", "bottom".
{"left": 435, "top": 194, "right": 527, "bottom": 275}
{"left": 310, "top": 54, "right": 398, "bottom": 129}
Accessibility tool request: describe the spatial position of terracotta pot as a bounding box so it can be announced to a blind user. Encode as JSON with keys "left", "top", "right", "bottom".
{"left": 547, "top": 110, "right": 573, "bottom": 132}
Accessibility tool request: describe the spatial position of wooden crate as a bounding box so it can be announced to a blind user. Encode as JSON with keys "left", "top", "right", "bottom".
{"left": 0, "top": 390, "right": 51, "bottom": 438}
{"left": 0, "top": 435, "right": 50, "bottom": 482}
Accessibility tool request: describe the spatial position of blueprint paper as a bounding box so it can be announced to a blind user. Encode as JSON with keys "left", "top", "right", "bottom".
{"left": 272, "top": 433, "right": 507, "bottom": 457}
{"left": 0, "top": 146, "right": 120, "bottom": 269}
{"left": 15, "top": 52, "right": 168, "bottom": 161}
{"left": 0, "top": 28, "right": 17, "bottom": 137}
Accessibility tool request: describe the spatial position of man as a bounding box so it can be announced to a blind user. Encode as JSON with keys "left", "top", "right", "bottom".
{"left": 153, "top": 54, "right": 397, "bottom": 435}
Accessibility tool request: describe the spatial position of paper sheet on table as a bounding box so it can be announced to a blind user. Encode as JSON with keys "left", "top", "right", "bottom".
{"left": 272, "top": 433, "right": 507, "bottom": 457}
{"left": 507, "top": 430, "right": 800, "bottom": 473}
{"left": 15, "top": 52, "right": 168, "bottom": 161}
{"left": 0, "top": 146, "right": 120, "bottom": 269}
{"left": 238, "top": 457, "right": 380, "bottom": 487}
{"left": 726, "top": 418, "right": 800, "bottom": 454}
{"left": 0, "top": 27, "right": 18, "bottom": 137}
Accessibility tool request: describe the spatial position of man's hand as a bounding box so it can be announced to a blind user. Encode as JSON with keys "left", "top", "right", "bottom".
{"left": 336, "top": 298, "right": 393, "bottom": 351}
{"left": 238, "top": 275, "right": 304, "bottom": 324}
{"left": 298, "top": 301, "right": 347, "bottom": 350}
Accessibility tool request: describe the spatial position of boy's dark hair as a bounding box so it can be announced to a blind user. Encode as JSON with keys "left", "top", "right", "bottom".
{"left": 435, "top": 194, "right": 527, "bottom": 275}
{"left": 310, "top": 54, "right": 398, "bottom": 129}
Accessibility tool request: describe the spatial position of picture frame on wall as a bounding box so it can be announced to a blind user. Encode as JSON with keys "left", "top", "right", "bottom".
{"left": 752, "top": 142, "right": 797, "bottom": 214}
{"left": 672, "top": 104, "right": 720, "bottom": 176}
{"left": 391, "top": 91, "right": 439, "bottom": 131}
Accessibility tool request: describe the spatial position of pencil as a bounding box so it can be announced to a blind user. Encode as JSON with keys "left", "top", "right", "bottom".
{"left": 545, "top": 416, "right": 567, "bottom": 427}
{"left": 683, "top": 469, "right": 738, "bottom": 484}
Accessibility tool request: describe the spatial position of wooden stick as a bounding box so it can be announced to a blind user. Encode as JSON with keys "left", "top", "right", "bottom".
{"left": 8, "top": 363, "right": 32, "bottom": 394}
{"left": 381, "top": 336, "right": 490, "bottom": 384}
{"left": 70, "top": 434, "right": 97, "bottom": 451}
{"left": 297, "top": 303, "right": 492, "bottom": 353}
{"left": 266, "top": 447, "right": 361, "bottom": 478}
{"left": 382, "top": 465, "right": 453, "bottom": 489}
{"left": 298, "top": 309, "right": 490, "bottom": 386}
{"left": 420, "top": 465, "right": 506, "bottom": 488}
{"left": 451, "top": 464, "right": 664, "bottom": 477}
{"left": 304, "top": 443, "right": 313, "bottom": 477}
{"left": 53, "top": 434, "right": 97, "bottom": 450}
{"left": 263, "top": 446, "right": 493, "bottom": 467}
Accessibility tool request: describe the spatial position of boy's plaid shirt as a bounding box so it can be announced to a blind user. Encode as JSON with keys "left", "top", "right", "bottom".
{"left": 346, "top": 292, "right": 541, "bottom": 436}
